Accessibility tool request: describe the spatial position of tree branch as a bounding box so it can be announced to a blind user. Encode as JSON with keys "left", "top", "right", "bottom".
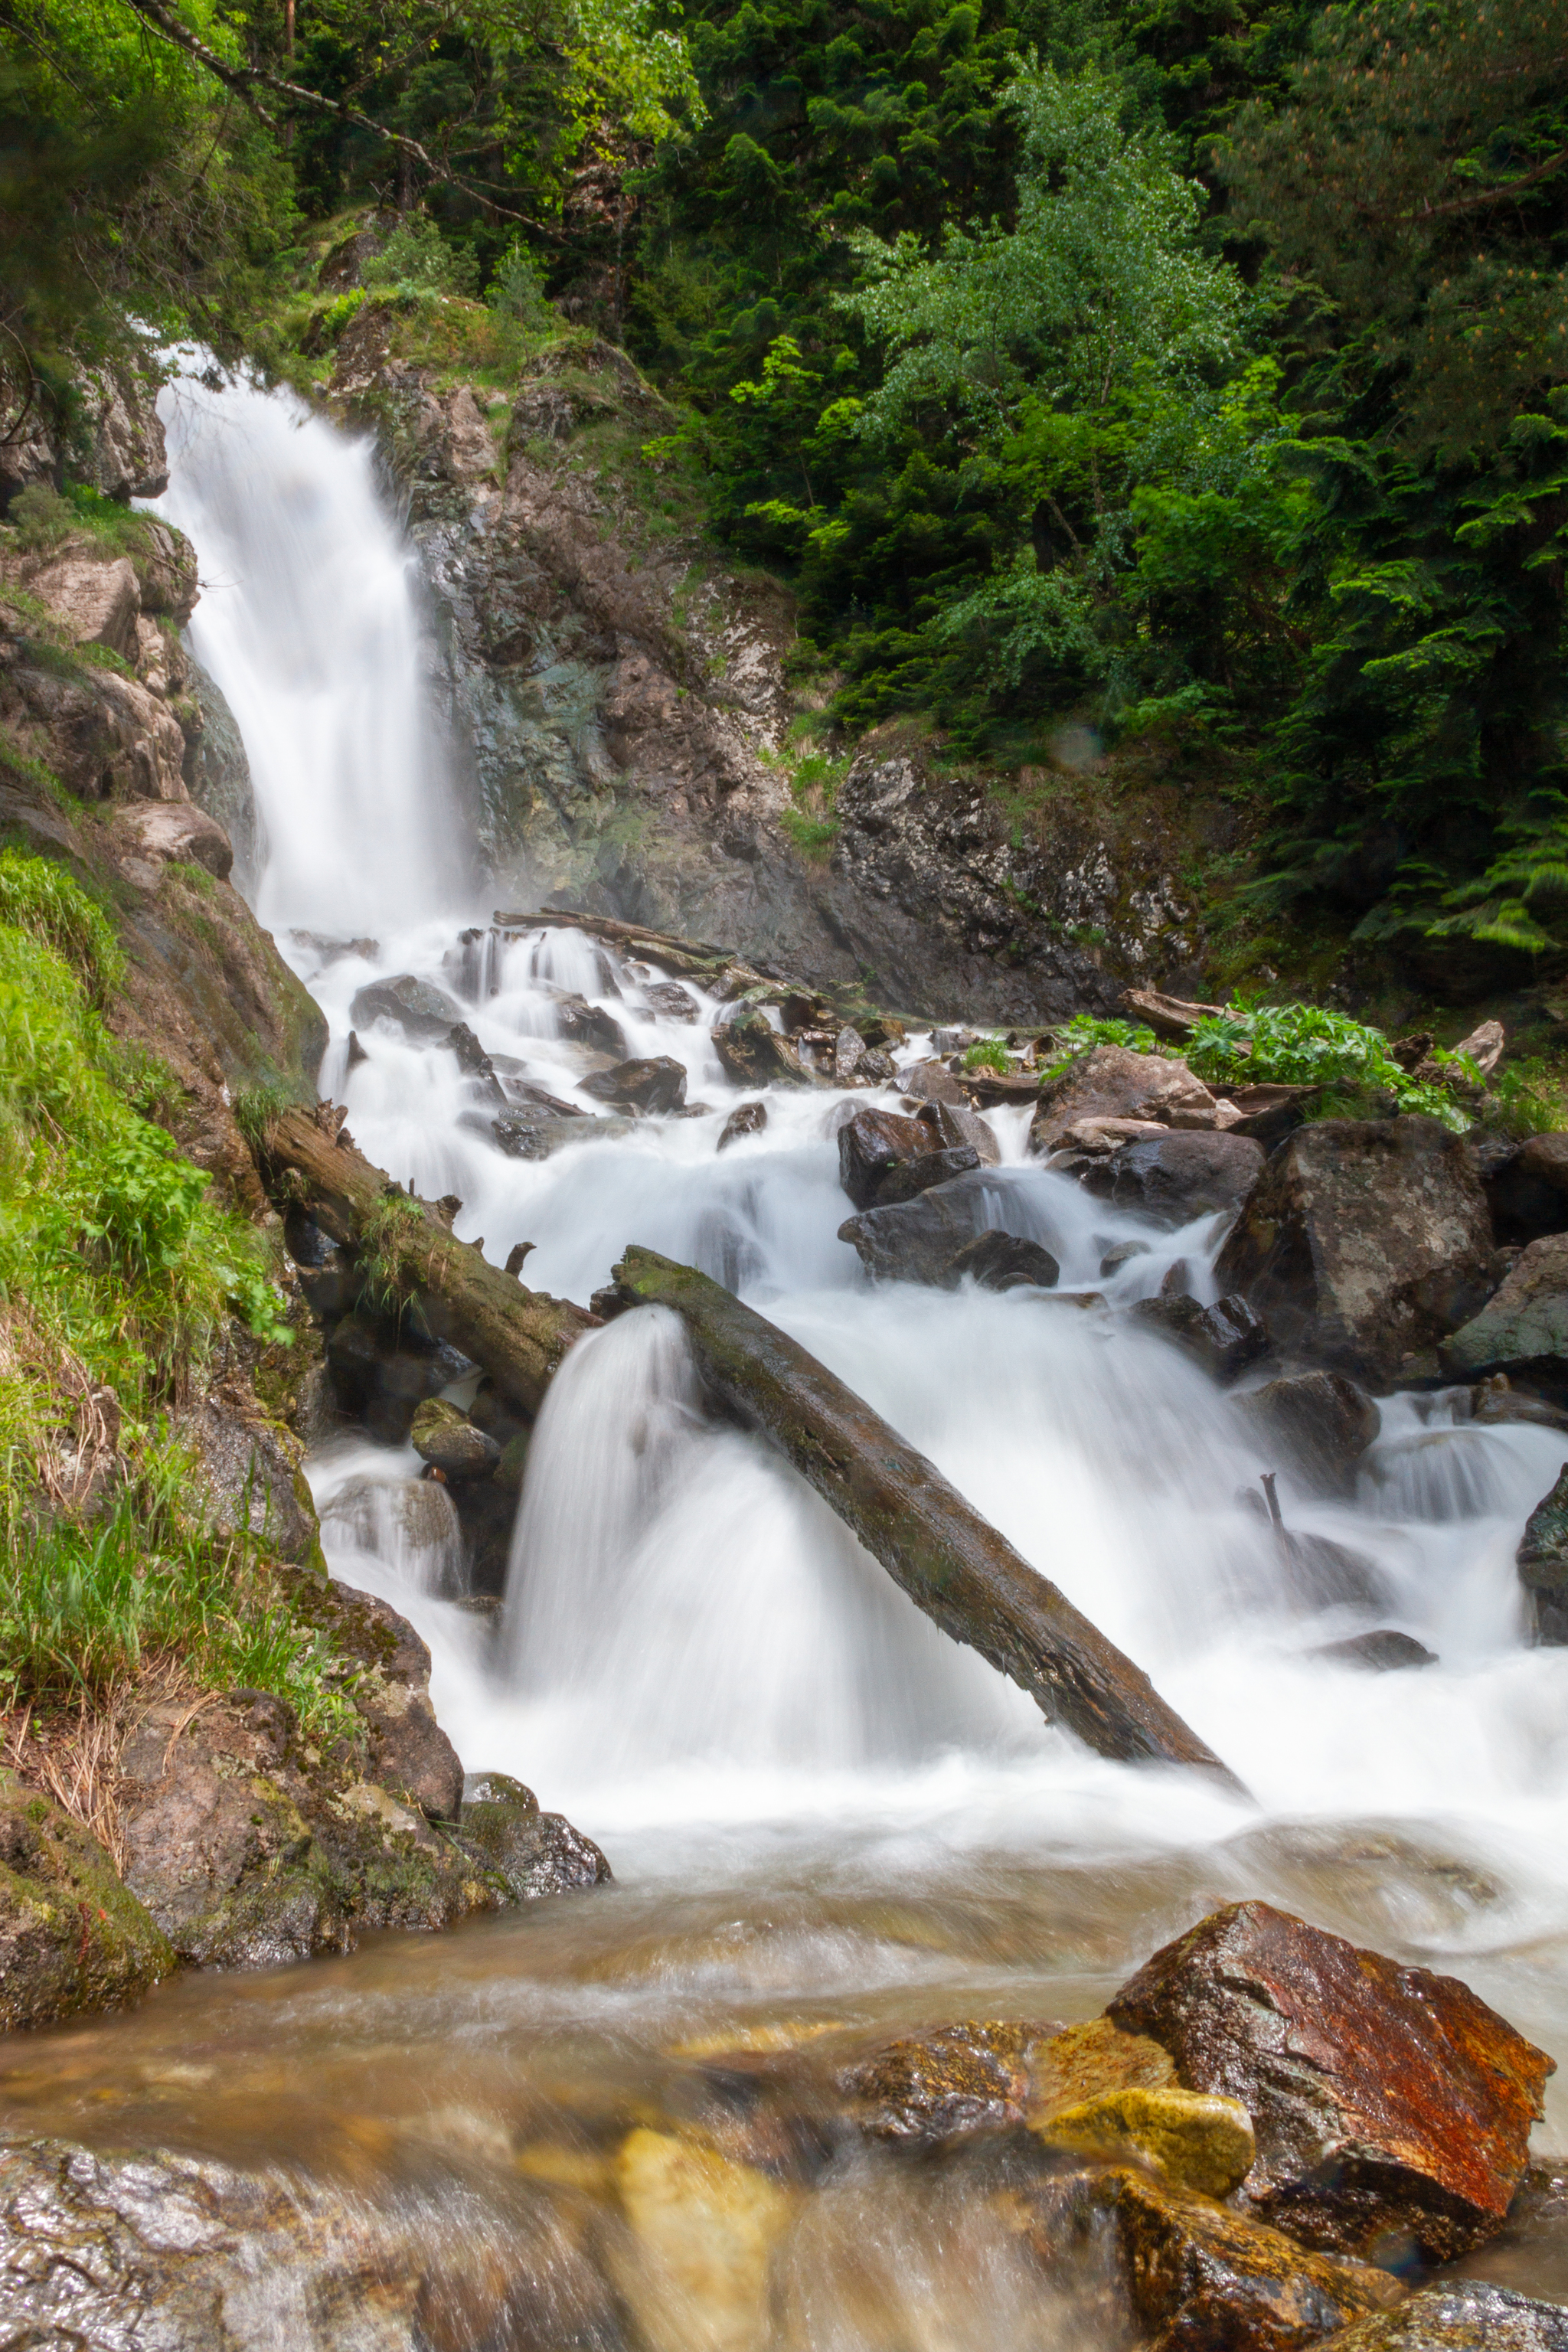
{"left": 117, "top": 0, "right": 561, "bottom": 237}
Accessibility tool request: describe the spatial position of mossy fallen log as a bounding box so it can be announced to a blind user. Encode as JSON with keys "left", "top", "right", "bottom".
{"left": 260, "top": 1106, "right": 595, "bottom": 1418}
{"left": 609, "top": 1246, "right": 1246, "bottom": 1790}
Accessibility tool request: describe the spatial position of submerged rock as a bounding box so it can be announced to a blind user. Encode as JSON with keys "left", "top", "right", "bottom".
{"left": 348, "top": 972, "right": 463, "bottom": 1041}
{"left": 0, "top": 1772, "right": 172, "bottom": 2031}
{"left": 1129, "top": 1292, "right": 1269, "bottom": 1382}
{"left": 1011, "top": 2163, "right": 1406, "bottom": 2352}
{"left": 1516, "top": 1465, "right": 1568, "bottom": 1642}
{"left": 946, "top": 1230, "right": 1060, "bottom": 1292}
{"left": 1216, "top": 1119, "right": 1496, "bottom": 1383}
{"left": 1313, "top": 2282, "right": 1568, "bottom": 2349}
{"left": 1078, "top": 1130, "right": 1266, "bottom": 1227}
{"left": 837, "top": 2019, "right": 1051, "bottom": 2144}
{"left": 1106, "top": 1899, "right": 1554, "bottom": 2262}
{"left": 581, "top": 1054, "right": 688, "bottom": 1115}
{"left": 612, "top": 2125, "right": 796, "bottom": 2352}
{"left": 1312, "top": 1629, "right": 1438, "bottom": 1671}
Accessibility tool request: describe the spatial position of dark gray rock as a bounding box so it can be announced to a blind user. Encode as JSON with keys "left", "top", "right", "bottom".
{"left": 1217, "top": 1119, "right": 1497, "bottom": 1382}
{"left": 1232, "top": 1371, "right": 1381, "bottom": 1498}
{"left": 580, "top": 1054, "right": 688, "bottom": 1115}
{"left": 920, "top": 1096, "right": 1002, "bottom": 1166}
{"left": 1517, "top": 1464, "right": 1568, "bottom": 1642}
{"left": 901, "top": 1057, "right": 966, "bottom": 1108}
{"left": 871, "top": 1144, "right": 980, "bottom": 1207}
{"left": 1129, "top": 1292, "right": 1269, "bottom": 1382}
{"left": 1313, "top": 1628, "right": 1438, "bottom": 1671}
{"left": 838, "top": 1171, "right": 1008, "bottom": 1285}
{"left": 1078, "top": 1129, "right": 1266, "bottom": 1227}
{"left": 642, "top": 978, "right": 697, "bottom": 1020}
{"left": 444, "top": 1020, "right": 505, "bottom": 1103}
{"left": 838, "top": 1106, "right": 930, "bottom": 1209}
{"left": 457, "top": 1773, "right": 612, "bottom": 1899}
{"left": 1283, "top": 1530, "right": 1394, "bottom": 1613}
{"left": 349, "top": 972, "right": 464, "bottom": 1042}
{"left": 946, "top": 1230, "right": 1060, "bottom": 1291}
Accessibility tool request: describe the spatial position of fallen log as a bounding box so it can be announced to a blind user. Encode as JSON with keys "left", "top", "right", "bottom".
{"left": 259, "top": 1106, "right": 595, "bottom": 1419}
{"left": 610, "top": 1245, "right": 1246, "bottom": 1790}
{"left": 492, "top": 907, "right": 758, "bottom": 992}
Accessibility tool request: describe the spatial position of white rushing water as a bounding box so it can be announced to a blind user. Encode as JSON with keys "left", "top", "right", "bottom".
{"left": 154, "top": 366, "right": 1568, "bottom": 2144}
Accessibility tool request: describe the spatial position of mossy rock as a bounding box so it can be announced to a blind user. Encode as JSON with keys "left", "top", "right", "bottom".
{"left": 0, "top": 1772, "right": 172, "bottom": 2029}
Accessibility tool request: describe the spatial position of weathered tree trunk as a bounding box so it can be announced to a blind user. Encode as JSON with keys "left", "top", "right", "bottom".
{"left": 611, "top": 1246, "right": 1246, "bottom": 1789}
{"left": 260, "top": 1107, "right": 595, "bottom": 1418}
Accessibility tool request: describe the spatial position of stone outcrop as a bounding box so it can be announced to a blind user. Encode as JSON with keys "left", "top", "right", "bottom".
{"left": 1445, "top": 1233, "right": 1568, "bottom": 1390}
{"left": 1106, "top": 1900, "right": 1553, "bottom": 2262}
{"left": 1215, "top": 1119, "right": 1498, "bottom": 1381}
{"left": 0, "top": 1774, "right": 172, "bottom": 2031}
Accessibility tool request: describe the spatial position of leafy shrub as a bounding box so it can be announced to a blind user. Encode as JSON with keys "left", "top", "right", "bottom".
{"left": 1041, "top": 1014, "right": 1161, "bottom": 1076}
{"left": 362, "top": 219, "right": 478, "bottom": 299}
{"left": 1184, "top": 1002, "right": 1468, "bottom": 1129}
{"left": 322, "top": 287, "right": 367, "bottom": 338}
{"left": 962, "top": 1038, "right": 1012, "bottom": 1073}
{"left": 486, "top": 240, "right": 550, "bottom": 323}
{"left": 6, "top": 485, "right": 73, "bottom": 553}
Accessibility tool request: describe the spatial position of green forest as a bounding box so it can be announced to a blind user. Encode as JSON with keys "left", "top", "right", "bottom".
{"left": 7, "top": 0, "right": 1568, "bottom": 981}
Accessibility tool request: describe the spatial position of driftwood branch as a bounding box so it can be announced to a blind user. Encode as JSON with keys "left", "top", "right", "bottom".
{"left": 260, "top": 1106, "right": 594, "bottom": 1419}
{"left": 610, "top": 1246, "right": 1246, "bottom": 1791}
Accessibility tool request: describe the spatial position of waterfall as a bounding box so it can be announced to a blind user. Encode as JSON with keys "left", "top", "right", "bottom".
{"left": 151, "top": 357, "right": 462, "bottom": 935}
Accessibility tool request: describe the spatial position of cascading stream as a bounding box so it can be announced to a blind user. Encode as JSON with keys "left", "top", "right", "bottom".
{"left": 31, "top": 363, "right": 1562, "bottom": 2334}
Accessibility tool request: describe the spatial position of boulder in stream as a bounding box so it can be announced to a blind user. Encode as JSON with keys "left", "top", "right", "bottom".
{"left": 1445, "top": 1233, "right": 1568, "bottom": 1389}
{"left": 1312, "top": 1628, "right": 1437, "bottom": 1671}
{"left": 1129, "top": 1292, "right": 1269, "bottom": 1382}
{"left": 919, "top": 1096, "right": 1003, "bottom": 1165}
{"left": 946, "top": 1230, "right": 1060, "bottom": 1291}
{"left": 457, "top": 1772, "right": 612, "bottom": 1898}
{"left": 1077, "top": 1129, "right": 1266, "bottom": 1227}
{"left": 1312, "top": 2282, "right": 1568, "bottom": 2350}
{"left": 1216, "top": 1119, "right": 1497, "bottom": 1382}
{"left": 550, "top": 990, "right": 628, "bottom": 1058}
{"left": 717, "top": 1099, "right": 767, "bottom": 1151}
{"left": 838, "top": 1106, "right": 929, "bottom": 1209}
{"left": 1106, "top": 1899, "right": 1554, "bottom": 2261}
{"left": 1231, "top": 1372, "right": 1381, "bottom": 1499}
{"left": 838, "top": 1171, "right": 1015, "bottom": 1286}
{"left": 837, "top": 2019, "right": 1053, "bottom": 2144}
{"left": 1516, "top": 1464, "right": 1568, "bottom": 1642}
{"left": 410, "top": 1396, "right": 501, "bottom": 1480}
{"left": 348, "top": 972, "right": 463, "bottom": 1041}
{"left": 714, "top": 1007, "right": 818, "bottom": 1088}
{"left": 870, "top": 1143, "right": 980, "bottom": 1206}
{"left": 580, "top": 1055, "right": 688, "bottom": 1116}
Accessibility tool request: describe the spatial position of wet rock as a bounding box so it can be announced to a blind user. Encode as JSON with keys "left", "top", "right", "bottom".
{"left": 838, "top": 1106, "right": 929, "bottom": 1209}
{"left": 1281, "top": 1530, "right": 1394, "bottom": 1614}
{"left": 838, "top": 1171, "right": 1010, "bottom": 1285}
{"left": 919, "top": 1096, "right": 1003, "bottom": 1166}
{"left": 902, "top": 1057, "right": 968, "bottom": 1107}
{"left": 349, "top": 971, "right": 464, "bottom": 1042}
{"left": 325, "top": 1312, "right": 474, "bottom": 1441}
{"left": 1313, "top": 2282, "right": 1568, "bottom": 2349}
{"left": 1129, "top": 1293, "right": 1269, "bottom": 1382}
{"left": 1312, "top": 1630, "right": 1438, "bottom": 1671}
{"left": 1027, "top": 2016, "right": 1176, "bottom": 2119}
{"left": 714, "top": 1008, "right": 818, "bottom": 1088}
{"left": 0, "top": 1772, "right": 172, "bottom": 2031}
{"left": 410, "top": 1397, "right": 501, "bottom": 1481}
{"left": 1037, "top": 2084, "right": 1256, "bottom": 2199}
{"left": 871, "top": 1143, "right": 981, "bottom": 1207}
{"left": 1101, "top": 1239, "right": 1152, "bottom": 1278}
{"left": 612, "top": 2125, "right": 797, "bottom": 2352}
{"left": 318, "top": 1472, "right": 465, "bottom": 1598}
{"left": 1516, "top": 1465, "right": 1568, "bottom": 1642}
{"left": 837, "top": 2020, "right": 1050, "bottom": 2143}
{"left": 551, "top": 990, "right": 628, "bottom": 1057}
{"left": 457, "top": 1773, "right": 612, "bottom": 1898}
{"left": 1216, "top": 1120, "right": 1497, "bottom": 1383}
{"left": 1488, "top": 1132, "right": 1568, "bottom": 1243}
{"left": 1106, "top": 1899, "right": 1554, "bottom": 2261}
{"left": 488, "top": 1061, "right": 583, "bottom": 1116}
{"left": 276, "top": 1571, "right": 468, "bottom": 1825}
{"left": 1011, "top": 2163, "right": 1406, "bottom": 2352}
{"left": 1232, "top": 1373, "right": 1381, "bottom": 1499}
{"left": 1445, "top": 1233, "right": 1568, "bottom": 1389}
{"left": 479, "top": 1108, "right": 636, "bottom": 1159}
{"left": 1032, "top": 1045, "right": 1217, "bottom": 1154}
{"left": 643, "top": 978, "right": 698, "bottom": 1020}
{"left": 580, "top": 1054, "right": 688, "bottom": 1116}
{"left": 946, "top": 1230, "right": 1061, "bottom": 1291}
{"left": 1472, "top": 1373, "right": 1568, "bottom": 1433}
{"left": 1078, "top": 1132, "right": 1266, "bottom": 1227}
{"left": 717, "top": 1099, "right": 767, "bottom": 1151}
{"left": 443, "top": 1020, "right": 505, "bottom": 1104}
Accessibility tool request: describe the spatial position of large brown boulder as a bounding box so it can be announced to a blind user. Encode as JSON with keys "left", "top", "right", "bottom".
{"left": 838, "top": 1106, "right": 939, "bottom": 1210}
{"left": 838, "top": 1171, "right": 1026, "bottom": 1285}
{"left": 580, "top": 1055, "right": 688, "bottom": 1115}
{"left": 1078, "top": 1130, "right": 1266, "bottom": 1227}
{"left": 1107, "top": 1900, "right": 1553, "bottom": 2262}
{"left": 1444, "top": 1233, "right": 1568, "bottom": 1388}
{"left": 1032, "top": 1044, "right": 1216, "bottom": 1154}
{"left": 1214, "top": 1119, "right": 1496, "bottom": 1380}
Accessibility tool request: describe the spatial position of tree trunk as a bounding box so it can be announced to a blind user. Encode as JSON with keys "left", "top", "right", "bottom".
{"left": 610, "top": 1247, "right": 1246, "bottom": 1790}
{"left": 260, "top": 1106, "right": 595, "bottom": 1419}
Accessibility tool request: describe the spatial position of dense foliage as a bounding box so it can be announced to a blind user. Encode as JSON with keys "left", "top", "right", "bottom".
{"left": 5, "top": 0, "right": 1568, "bottom": 961}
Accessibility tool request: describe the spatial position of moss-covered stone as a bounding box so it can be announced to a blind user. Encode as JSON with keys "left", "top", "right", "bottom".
{"left": 1035, "top": 2084, "right": 1256, "bottom": 2200}
{"left": 0, "top": 1772, "right": 172, "bottom": 2030}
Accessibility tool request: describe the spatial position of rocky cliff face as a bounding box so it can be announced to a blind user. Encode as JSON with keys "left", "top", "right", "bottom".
{"left": 321, "top": 299, "right": 1216, "bottom": 1021}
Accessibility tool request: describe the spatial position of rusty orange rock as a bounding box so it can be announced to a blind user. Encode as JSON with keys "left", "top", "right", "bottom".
{"left": 1108, "top": 1900, "right": 1554, "bottom": 2263}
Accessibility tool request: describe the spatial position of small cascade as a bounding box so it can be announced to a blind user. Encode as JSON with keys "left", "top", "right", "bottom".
{"left": 150, "top": 358, "right": 462, "bottom": 935}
